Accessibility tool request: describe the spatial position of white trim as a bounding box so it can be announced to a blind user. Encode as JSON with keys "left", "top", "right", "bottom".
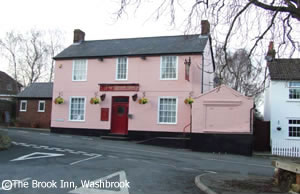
{"left": 115, "top": 57, "right": 128, "bottom": 81}
{"left": 38, "top": 100, "right": 46, "bottom": 112}
{"left": 20, "top": 100, "right": 27, "bottom": 112}
{"left": 69, "top": 96, "right": 86, "bottom": 122}
{"left": 157, "top": 96, "right": 178, "bottom": 125}
{"left": 288, "top": 81, "right": 300, "bottom": 88}
{"left": 287, "top": 118, "right": 300, "bottom": 138}
{"left": 72, "top": 59, "right": 88, "bottom": 81}
{"left": 160, "top": 56, "right": 178, "bottom": 80}
{"left": 0, "top": 94, "right": 16, "bottom": 97}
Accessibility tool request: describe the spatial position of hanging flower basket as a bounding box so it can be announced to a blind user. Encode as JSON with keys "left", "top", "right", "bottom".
{"left": 138, "top": 97, "right": 148, "bottom": 104}
{"left": 54, "top": 96, "right": 64, "bottom": 104}
{"left": 184, "top": 97, "right": 194, "bottom": 105}
{"left": 90, "top": 97, "right": 101, "bottom": 104}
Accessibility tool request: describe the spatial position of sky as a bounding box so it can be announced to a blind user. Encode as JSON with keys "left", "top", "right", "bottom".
{"left": 0, "top": 0, "right": 189, "bottom": 73}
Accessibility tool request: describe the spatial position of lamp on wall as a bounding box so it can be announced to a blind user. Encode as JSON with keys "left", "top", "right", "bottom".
{"left": 277, "top": 120, "right": 282, "bottom": 131}
{"left": 100, "top": 94, "right": 106, "bottom": 101}
{"left": 132, "top": 94, "right": 138, "bottom": 101}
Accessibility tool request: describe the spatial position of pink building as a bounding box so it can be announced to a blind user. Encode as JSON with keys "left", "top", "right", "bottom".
{"left": 51, "top": 21, "right": 253, "bottom": 155}
{"left": 52, "top": 21, "right": 215, "bottom": 138}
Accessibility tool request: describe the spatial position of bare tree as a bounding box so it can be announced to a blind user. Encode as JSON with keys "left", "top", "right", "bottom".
{"left": 0, "top": 29, "right": 66, "bottom": 86}
{"left": 0, "top": 31, "right": 22, "bottom": 82}
{"left": 18, "top": 30, "right": 49, "bottom": 86}
{"left": 215, "top": 47, "right": 267, "bottom": 98}
{"left": 115, "top": 0, "right": 300, "bottom": 66}
{"left": 47, "top": 30, "right": 65, "bottom": 82}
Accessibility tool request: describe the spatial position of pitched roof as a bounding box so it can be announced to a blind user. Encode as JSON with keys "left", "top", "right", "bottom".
{"left": 0, "top": 71, "right": 23, "bottom": 87}
{"left": 268, "top": 59, "right": 300, "bottom": 80}
{"left": 16, "top": 82, "right": 53, "bottom": 98}
{"left": 54, "top": 34, "right": 208, "bottom": 59}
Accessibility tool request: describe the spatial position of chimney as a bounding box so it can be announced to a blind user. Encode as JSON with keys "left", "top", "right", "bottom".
{"left": 265, "top": 41, "right": 275, "bottom": 62}
{"left": 73, "top": 29, "right": 85, "bottom": 43}
{"left": 201, "top": 20, "right": 210, "bottom": 35}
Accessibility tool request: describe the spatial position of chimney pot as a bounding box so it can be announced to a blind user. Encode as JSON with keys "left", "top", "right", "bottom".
{"left": 201, "top": 20, "right": 210, "bottom": 35}
{"left": 266, "top": 41, "right": 275, "bottom": 61}
{"left": 73, "top": 29, "right": 85, "bottom": 43}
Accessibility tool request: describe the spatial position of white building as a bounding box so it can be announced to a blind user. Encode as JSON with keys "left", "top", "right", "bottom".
{"left": 264, "top": 57, "right": 300, "bottom": 157}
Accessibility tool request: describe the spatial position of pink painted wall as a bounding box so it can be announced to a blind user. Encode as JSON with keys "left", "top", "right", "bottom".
{"left": 192, "top": 85, "right": 253, "bottom": 134}
{"left": 51, "top": 55, "right": 204, "bottom": 133}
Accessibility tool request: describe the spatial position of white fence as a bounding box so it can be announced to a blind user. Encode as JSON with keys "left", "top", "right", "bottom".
{"left": 272, "top": 140, "right": 300, "bottom": 158}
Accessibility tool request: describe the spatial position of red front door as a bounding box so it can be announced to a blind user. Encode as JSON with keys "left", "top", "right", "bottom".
{"left": 111, "top": 97, "right": 129, "bottom": 135}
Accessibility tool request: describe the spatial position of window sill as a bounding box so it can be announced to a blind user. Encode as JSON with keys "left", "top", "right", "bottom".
{"left": 38, "top": 111, "right": 45, "bottom": 113}
{"left": 286, "top": 138, "right": 300, "bottom": 140}
{"left": 69, "top": 120, "right": 86, "bottom": 122}
{"left": 72, "top": 80, "right": 88, "bottom": 82}
{"left": 286, "top": 100, "right": 300, "bottom": 102}
{"left": 115, "top": 79, "right": 128, "bottom": 81}
{"left": 160, "top": 78, "right": 178, "bottom": 81}
{"left": 20, "top": 110, "right": 27, "bottom": 112}
{"left": 157, "top": 122, "right": 177, "bottom": 125}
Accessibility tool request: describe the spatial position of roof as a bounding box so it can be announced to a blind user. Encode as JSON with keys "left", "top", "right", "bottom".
{"left": 54, "top": 34, "right": 208, "bottom": 59}
{"left": 16, "top": 82, "right": 53, "bottom": 98}
{"left": 0, "top": 71, "right": 23, "bottom": 87}
{"left": 268, "top": 59, "right": 300, "bottom": 80}
{"left": 194, "top": 84, "right": 253, "bottom": 100}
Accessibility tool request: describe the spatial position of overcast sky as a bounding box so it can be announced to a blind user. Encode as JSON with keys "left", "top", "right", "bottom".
{"left": 0, "top": 0, "right": 191, "bottom": 73}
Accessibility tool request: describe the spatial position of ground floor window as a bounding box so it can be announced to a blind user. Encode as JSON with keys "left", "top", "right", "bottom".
{"left": 288, "top": 119, "right": 300, "bottom": 137}
{"left": 38, "top": 100, "right": 45, "bottom": 112}
{"left": 20, "top": 100, "right": 27, "bottom": 112}
{"left": 158, "top": 97, "right": 177, "bottom": 124}
{"left": 69, "top": 97, "right": 86, "bottom": 121}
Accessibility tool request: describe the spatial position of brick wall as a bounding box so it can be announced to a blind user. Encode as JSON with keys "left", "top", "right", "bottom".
{"left": 16, "top": 99, "right": 52, "bottom": 128}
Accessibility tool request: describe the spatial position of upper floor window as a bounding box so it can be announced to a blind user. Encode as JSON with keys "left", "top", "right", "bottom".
{"left": 116, "top": 57, "right": 128, "bottom": 80}
{"left": 288, "top": 82, "right": 300, "bottom": 99}
{"left": 160, "top": 56, "right": 178, "bottom": 80}
{"left": 20, "top": 100, "right": 27, "bottom": 112}
{"left": 69, "top": 97, "right": 86, "bottom": 121}
{"left": 158, "top": 97, "right": 177, "bottom": 124}
{"left": 38, "top": 100, "right": 45, "bottom": 112}
{"left": 72, "top": 59, "right": 87, "bottom": 81}
{"left": 288, "top": 119, "right": 300, "bottom": 137}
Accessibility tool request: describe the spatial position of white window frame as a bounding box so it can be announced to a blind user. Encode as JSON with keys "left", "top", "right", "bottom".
{"left": 157, "top": 96, "right": 178, "bottom": 125}
{"left": 160, "top": 56, "right": 178, "bottom": 80}
{"left": 38, "top": 100, "right": 45, "bottom": 112}
{"left": 72, "top": 59, "right": 88, "bottom": 81}
{"left": 288, "top": 118, "right": 300, "bottom": 138}
{"left": 115, "top": 57, "right": 128, "bottom": 80}
{"left": 69, "top": 96, "right": 86, "bottom": 122}
{"left": 288, "top": 81, "right": 300, "bottom": 100}
{"left": 20, "top": 100, "right": 27, "bottom": 112}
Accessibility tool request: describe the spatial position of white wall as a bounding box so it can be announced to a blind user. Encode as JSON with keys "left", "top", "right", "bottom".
{"left": 202, "top": 37, "right": 214, "bottom": 93}
{"left": 270, "top": 81, "right": 300, "bottom": 144}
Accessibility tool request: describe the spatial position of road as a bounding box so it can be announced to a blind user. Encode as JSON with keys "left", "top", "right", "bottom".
{"left": 0, "top": 128, "right": 274, "bottom": 194}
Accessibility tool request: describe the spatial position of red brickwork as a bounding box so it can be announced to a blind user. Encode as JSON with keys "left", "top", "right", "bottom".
{"left": 16, "top": 99, "right": 52, "bottom": 128}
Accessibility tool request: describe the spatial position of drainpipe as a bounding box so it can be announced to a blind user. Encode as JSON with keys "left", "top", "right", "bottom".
{"left": 250, "top": 104, "right": 255, "bottom": 134}
{"left": 190, "top": 104, "right": 192, "bottom": 136}
{"left": 201, "top": 55, "right": 204, "bottom": 94}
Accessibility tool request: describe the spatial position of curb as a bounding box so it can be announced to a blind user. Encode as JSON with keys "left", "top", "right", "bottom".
{"left": 195, "top": 173, "right": 218, "bottom": 194}
{"left": 8, "top": 127, "right": 50, "bottom": 133}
